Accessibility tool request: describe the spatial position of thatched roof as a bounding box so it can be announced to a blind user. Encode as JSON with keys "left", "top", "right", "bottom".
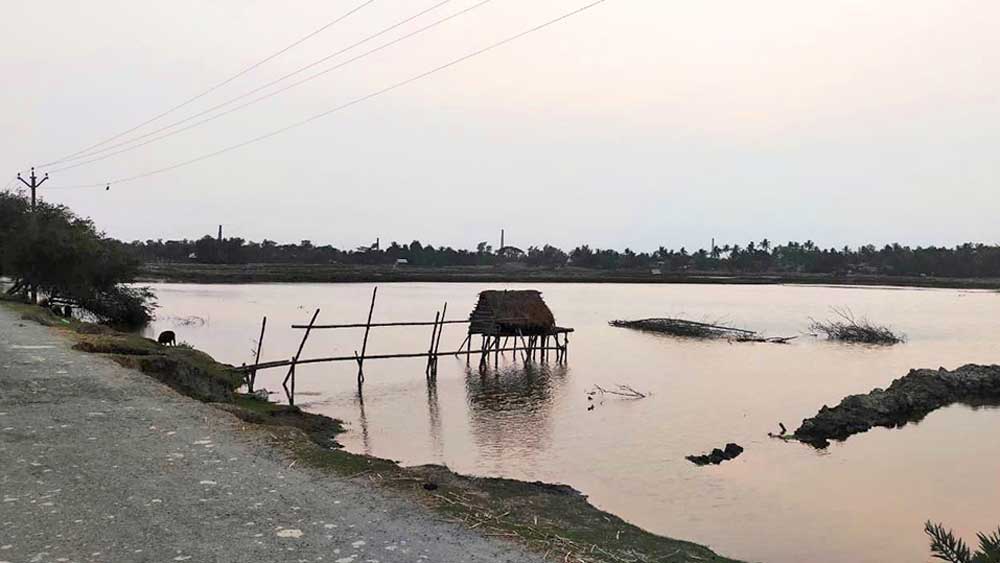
{"left": 468, "top": 290, "right": 556, "bottom": 335}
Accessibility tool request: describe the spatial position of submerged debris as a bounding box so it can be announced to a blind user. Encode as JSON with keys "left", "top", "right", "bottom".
{"left": 687, "top": 443, "right": 744, "bottom": 466}
{"left": 610, "top": 318, "right": 754, "bottom": 339}
{"left": 588, "top": 384, "right": 648, "bottom": 399}
{"left": 610, "top": 317, "right": 796, "bottom": 343}
{"left": 794, "top": 364, "right": 1000, "bottom": 448}
{"left": 809, "top": 307, "right": 904, "bottom": 345}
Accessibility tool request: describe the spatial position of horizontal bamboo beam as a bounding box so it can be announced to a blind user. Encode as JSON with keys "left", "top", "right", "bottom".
{"left": 292, "top": 320, "right": 469, "bottom": 329}
{"left": 236, "top": 346, "right": 566, "bottom": 372}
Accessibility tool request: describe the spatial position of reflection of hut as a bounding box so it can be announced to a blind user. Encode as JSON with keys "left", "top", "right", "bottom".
{"left": 466, "top": 290, "right": 573, "bottom": 366}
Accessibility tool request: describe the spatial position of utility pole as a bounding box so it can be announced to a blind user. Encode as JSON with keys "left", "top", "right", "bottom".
{"left": 16, "top": 167, "right": 48, "bottom": 304}
{"left": 16, "top": 167, "right": 47, "bottom": 213}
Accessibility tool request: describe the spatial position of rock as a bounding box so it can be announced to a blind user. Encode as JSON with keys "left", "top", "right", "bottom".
{"left": 723, "top": 443, "right": 744, "bottom": 458}
{"left": 687, "top": 443, "right": 744, "bottom": 466}
{"left": 794, "top": 364, "right": 1000, "bottom": 448}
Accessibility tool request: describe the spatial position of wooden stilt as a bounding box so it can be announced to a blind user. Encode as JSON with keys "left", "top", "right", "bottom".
{"left": 426, "top": 312, "right": 440, "bottom": 377}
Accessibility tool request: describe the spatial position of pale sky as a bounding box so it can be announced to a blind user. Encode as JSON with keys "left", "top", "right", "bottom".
{"left": 2, "top": 1, "right": 998, "bottom": 251}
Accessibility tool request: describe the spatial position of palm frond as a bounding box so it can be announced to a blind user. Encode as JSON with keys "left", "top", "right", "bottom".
{"left": 926, "top": 521, "right": 973, "bottom": 563}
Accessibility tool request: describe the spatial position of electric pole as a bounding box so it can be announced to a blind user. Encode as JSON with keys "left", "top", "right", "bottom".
{"left": 16, "top": 167, "right": 48, "bottom": 304}
{"left": 17, "top": 167, "right": 47, "bottom": 213}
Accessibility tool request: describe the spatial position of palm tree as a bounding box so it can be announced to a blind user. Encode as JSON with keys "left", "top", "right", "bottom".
{"left": 925, "top": 521, "right": 1000, "bottom": 562}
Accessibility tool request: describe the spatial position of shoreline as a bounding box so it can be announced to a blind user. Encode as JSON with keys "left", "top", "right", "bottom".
{"left": 1, "top": 298, "right": 740, "bottom": 563}
{"left": 138, "top": 262, "right": 1000, "bottom": 290}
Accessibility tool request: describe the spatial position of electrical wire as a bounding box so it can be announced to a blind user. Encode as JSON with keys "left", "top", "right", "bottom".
{"left": 50, "top": 0, "right": 461, "bottom": 170}
{"left": 45, "top": 0, "right": 610, "bottom": 190}
{"left": 41, "top": 0, "right": 378, "bottom": 167}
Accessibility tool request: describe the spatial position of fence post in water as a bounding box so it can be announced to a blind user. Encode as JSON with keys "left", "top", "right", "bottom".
{"left": 249, "top": 316, "right": 267, "bottom": 393}
{"left": 284, "top": 309, "right": 319, "bottom": 406}
{"left": 282, "top": 357, "right": 297, "bottom": 406}
{"left": 356, "top": 287, "right": 378, "bottom": 385}
{"left": 426, "top": 312, "right": 440, "bottom": 377}
{"left": 431, "top": 302, "right": 447, "bottom": 376}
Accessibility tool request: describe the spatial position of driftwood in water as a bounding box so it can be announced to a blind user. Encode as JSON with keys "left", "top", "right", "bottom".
{"left": 589, "top": 384, "right": 648, "bottom": 399}
{"left": 809, "top": 307, "right": 904, "bottom": 345}
{"left": 733, "top": 334, "right": 798, "bottom": 344}
{"left": 610, "top": 318, "right": 754, "bottom": 339}
{"left": 611, "top": 317, "right": 800, "bottom": 344}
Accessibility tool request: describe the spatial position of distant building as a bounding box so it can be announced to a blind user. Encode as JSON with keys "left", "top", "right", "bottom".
{"left": 394, "top": 258, "right": 409, "bottom": 267}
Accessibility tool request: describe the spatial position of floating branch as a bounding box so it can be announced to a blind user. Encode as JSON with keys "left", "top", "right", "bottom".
{"left": 588, "top": 384, "right": 648, "bottom": 400}
{"left": 610, "top": 317, "right": 754, "bottom": 339}
{"left": 732, "top": 334, "right": 798, "bottom": 344}
{"left": 809, "top": 307, "right": 905, "bottom": 345}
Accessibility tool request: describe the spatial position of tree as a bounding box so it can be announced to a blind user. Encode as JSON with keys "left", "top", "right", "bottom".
{"left": 925, "top": 521, "right": 1000, "bottom": 563}
{"left": 0, "top": 191, "right": 154, "bottom": 327}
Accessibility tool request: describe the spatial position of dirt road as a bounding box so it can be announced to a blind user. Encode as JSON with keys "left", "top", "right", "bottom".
{"left": 0, "top": 305, "right": 543, "bottom": 563}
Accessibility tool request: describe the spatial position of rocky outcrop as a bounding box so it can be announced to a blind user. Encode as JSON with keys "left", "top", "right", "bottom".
{"left": 687, "top": 443, "right": 744, "bottom": 465}
{"left": 794, "top": 364, "right": 1000, "bottom": 448}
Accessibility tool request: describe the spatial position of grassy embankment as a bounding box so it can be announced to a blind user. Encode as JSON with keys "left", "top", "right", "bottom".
{"left": 140, "top": 261, "right": 1000, "bottom": 290}
{"left": 2, "top": 297, "right": 740, "bottom": 563}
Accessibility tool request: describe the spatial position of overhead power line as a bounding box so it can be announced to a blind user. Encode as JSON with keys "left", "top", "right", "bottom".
{"left": 50, "top": 0, "right": 466, "bottom": 171}
{"left": 46, "top": 0, "right": 611, "bottom": 190}
{"left": 41, "top": 0, "right": 378, "bottom": 167}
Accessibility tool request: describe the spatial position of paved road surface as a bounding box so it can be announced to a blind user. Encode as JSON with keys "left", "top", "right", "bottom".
{"left": 0, "top": 306, "right": 544, "bottom": 563}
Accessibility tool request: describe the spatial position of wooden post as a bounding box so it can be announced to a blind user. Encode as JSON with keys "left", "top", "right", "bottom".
{"left": 284, "top": 309, "right": 319, "bottom": 406}
{"left": 426, "top": 312, "right": 440, "bottom": 376}
{"left": 356, "top": 287, "right": 378, "bottom": 384}
{"left": 249, "top": 316, "right": 267, "bottom": 393}
{"left": 283, "top": 357, "right": 297, "bottom": 406}
{"left": 454, "top": 334, "right": 470, "bottom": 357}
{"left": 432, "top": 302, "right": 447, "bottom": 375}
{"left": 479, "top": 335, "right": 488, "bottom": 368}
{"left": 494, "top": 333, "right": 499, "bottom": 369}
{"left": 517, "top": 331, "right": 529, "bottom": 363}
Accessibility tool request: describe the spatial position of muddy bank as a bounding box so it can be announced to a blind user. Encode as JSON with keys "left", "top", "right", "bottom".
{"left": 794, "top": 364, "right": 1000, "bottom": 447}
{"left": 138, "top": 262, "right": 1000, "bottom": 289}
{"left": 3, "top": 298, "right": 740, "bottom": 563}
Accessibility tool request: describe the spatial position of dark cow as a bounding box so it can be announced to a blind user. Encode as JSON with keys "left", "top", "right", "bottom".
{"left": 157, "top": 330, "right": 177, "bottom": 346}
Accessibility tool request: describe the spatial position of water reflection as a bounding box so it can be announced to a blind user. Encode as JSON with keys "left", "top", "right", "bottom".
{"left": 463, "top": 361, "right": 567, "bottom": 466}
{"left": 426, "top": 377, "right": 443, "bottom": 461}
{"left": 145, "top": 282, "right": 1000, "bottom": 563}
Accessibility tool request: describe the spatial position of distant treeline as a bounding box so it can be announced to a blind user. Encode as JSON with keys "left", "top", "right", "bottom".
{"left": 129, "top": 236, "right": 1000, "bottom": 278}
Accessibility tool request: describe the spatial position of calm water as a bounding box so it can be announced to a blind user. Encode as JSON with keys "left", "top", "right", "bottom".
{"left": 144, "top": 282, "right": 1000, "bottom": 563}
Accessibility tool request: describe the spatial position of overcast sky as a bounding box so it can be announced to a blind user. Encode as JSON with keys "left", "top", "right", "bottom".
{"left": 2, "top": 1, "right": 998, "bottom": 251}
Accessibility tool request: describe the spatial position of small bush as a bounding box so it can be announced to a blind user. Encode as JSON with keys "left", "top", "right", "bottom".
{"left": 809, "top": 307, "right": 904, "bottom": 345}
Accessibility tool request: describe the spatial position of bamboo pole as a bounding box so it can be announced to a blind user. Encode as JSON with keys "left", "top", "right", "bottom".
{"left": 454, "top": 334, "right": 471, "bottom": 357}
{"left": 356, "top": 287, "right": 378, "bottom": 384}
{"left": 249, "top": 316, "right": 267, "bottom": 393}
{"left": 283, "top": 309, "right": 319, "bottom": 405}
{"left": 426, "top": 312, "right": 440, "bottom": 376}
{"left": 292, "top": 320, "right": 467, "bottom": 329}
{"left": 240, "top": 345, "right": 568, "bottom": 372}
{"left": 431, "top": 302, "right": 447, "bottom": 376}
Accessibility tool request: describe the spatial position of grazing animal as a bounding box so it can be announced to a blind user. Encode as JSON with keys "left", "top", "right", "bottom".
{"left": 157, "top": 330, "right": 177, "bottom": 346}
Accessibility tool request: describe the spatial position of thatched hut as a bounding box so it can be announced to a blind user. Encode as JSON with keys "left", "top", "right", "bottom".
{"left": 468, "top": 290, "right": 556, "bottom": 337}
